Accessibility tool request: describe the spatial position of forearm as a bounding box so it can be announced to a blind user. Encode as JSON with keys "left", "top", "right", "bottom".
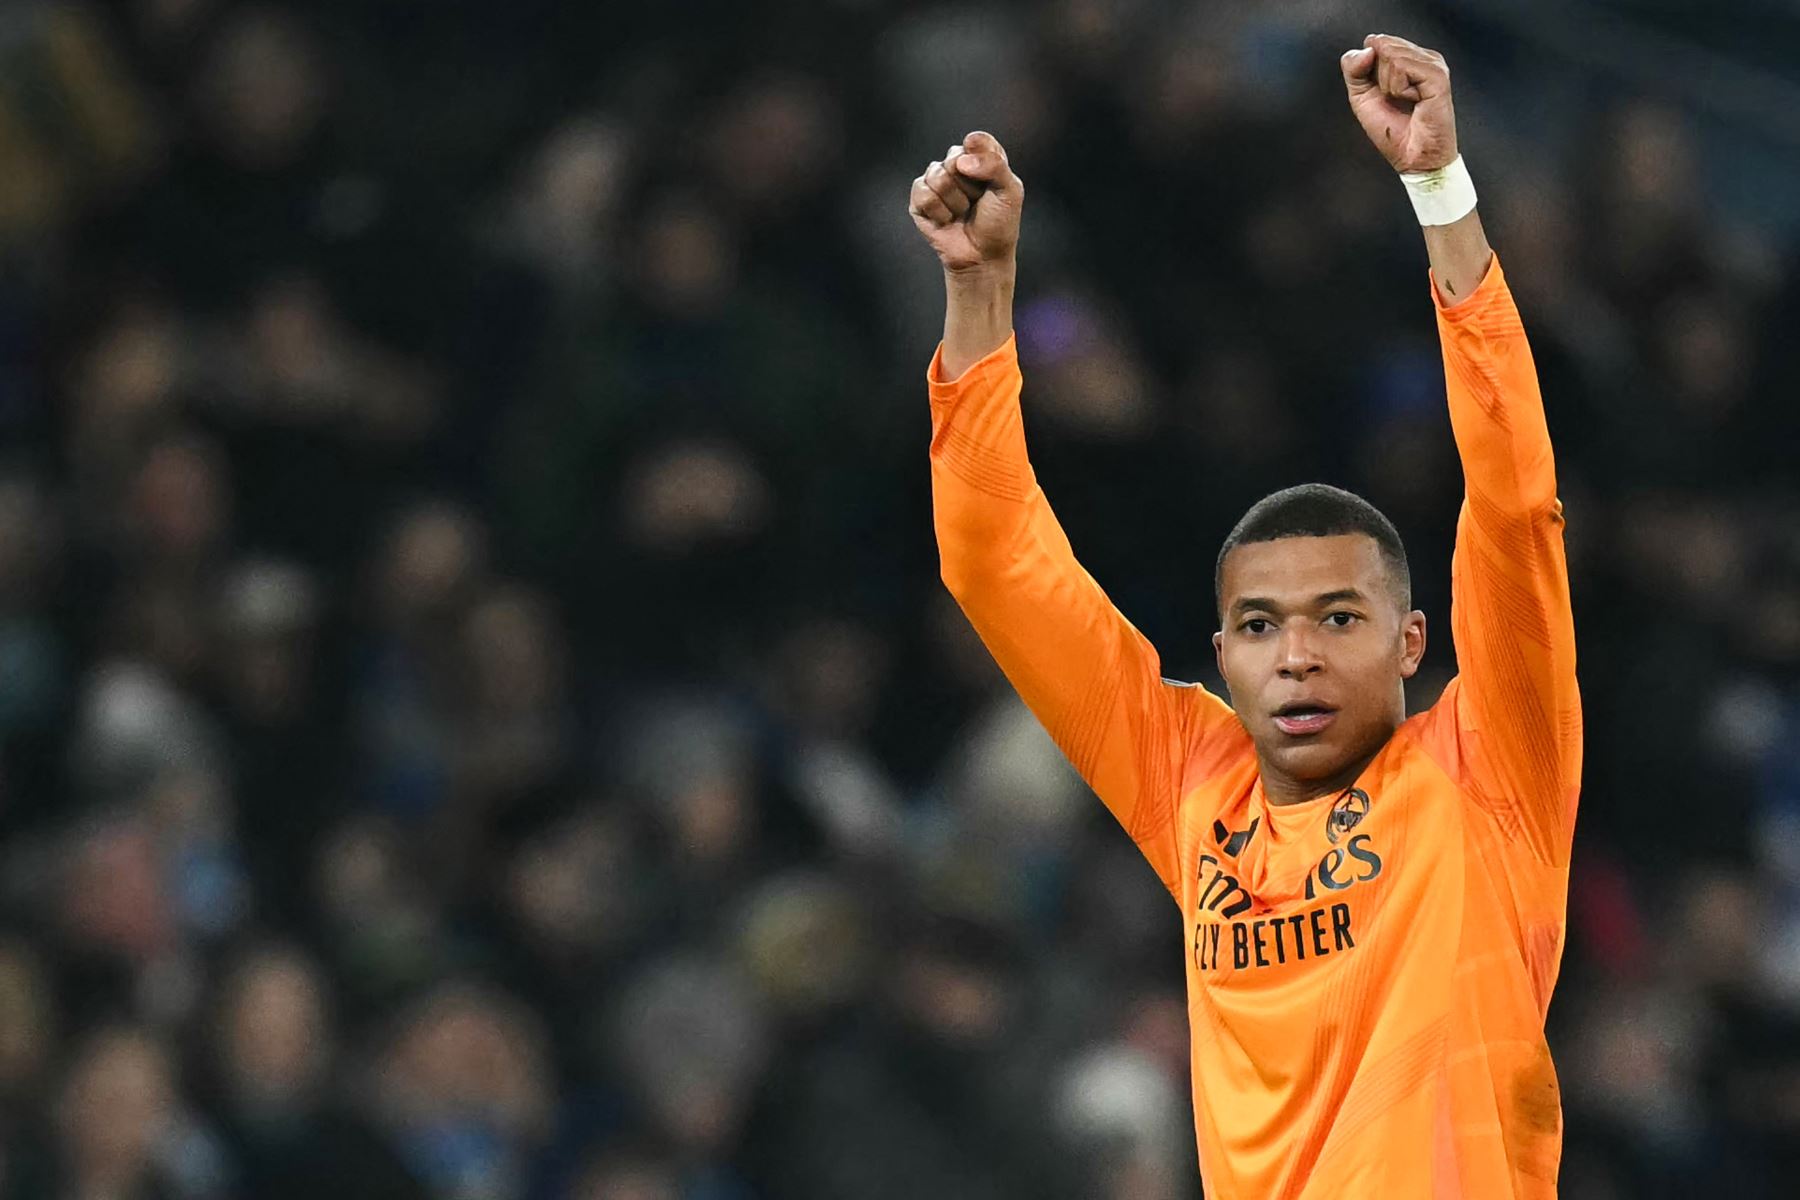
{"left": 938, "top": 261, "right": 1016, "bottom": 381}
{"left": 1435, "top": 258, "right": 1557, "bottom": 515}
{"left": 1424, "top": 208, "right": 1493, "bottom": 307}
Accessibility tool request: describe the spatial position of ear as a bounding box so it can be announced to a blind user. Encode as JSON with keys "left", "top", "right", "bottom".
{"left": 1212, "top": 629, "right": 1226, "bottom": 680}
{"left": 1398, "top": 610, "right": 1427, "bottom": 678}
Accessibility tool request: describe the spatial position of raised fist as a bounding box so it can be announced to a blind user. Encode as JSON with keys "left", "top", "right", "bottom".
{"left": 908, "top": 130, "right": 1023, "bottom": 274}
{"left": 1341, "top": 35, "right": 1458, "bottom": 174}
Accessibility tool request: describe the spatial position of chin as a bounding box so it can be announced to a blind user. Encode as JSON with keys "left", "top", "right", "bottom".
{"left": 1268, "top": 740, "right": 1360, "bottom": 787}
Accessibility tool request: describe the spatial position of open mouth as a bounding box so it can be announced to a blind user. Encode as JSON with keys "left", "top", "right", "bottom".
{"left": 1272, "top": 703, "right": 1338, "bottom": 737}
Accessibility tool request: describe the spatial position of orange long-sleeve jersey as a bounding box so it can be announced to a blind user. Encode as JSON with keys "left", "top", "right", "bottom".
{"left": 929, "top": 258, "right": 1580, "bottom": 1198}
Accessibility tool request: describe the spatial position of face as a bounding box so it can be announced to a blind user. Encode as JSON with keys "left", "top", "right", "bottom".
{"left": 58, "top": 1030, "right": 175, "bottom": 1179}
{"left": 1214, "top": 535, "right": 1425, "bottom": 798}
{"left": 222, "top": 954, "right": 329, "bottom": 1106}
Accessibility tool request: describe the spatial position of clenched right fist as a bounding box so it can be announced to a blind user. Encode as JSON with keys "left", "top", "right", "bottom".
{"left": 908, "top": 130, "right": 1023, "bottom": 274}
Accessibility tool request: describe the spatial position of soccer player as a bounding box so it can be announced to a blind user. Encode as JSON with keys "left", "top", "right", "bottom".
{"left": 909, "top": 34, "right": 1580, "bottom": 1198}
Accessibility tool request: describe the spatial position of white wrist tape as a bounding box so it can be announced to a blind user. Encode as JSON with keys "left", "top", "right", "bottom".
{"left": 1400, "top": 155, "right": 1477, "bottom": 226}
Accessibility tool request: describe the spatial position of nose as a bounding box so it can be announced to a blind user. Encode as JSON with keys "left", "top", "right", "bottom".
{"left": 1276, "top": 625, "right": 1323, "bottom": 679}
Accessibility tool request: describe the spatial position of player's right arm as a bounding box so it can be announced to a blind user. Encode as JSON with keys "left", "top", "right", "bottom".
{"left": 910, "top": 133, "right": 1241, "bottom": 894}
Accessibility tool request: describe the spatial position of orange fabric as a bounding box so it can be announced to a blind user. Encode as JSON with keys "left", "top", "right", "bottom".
{"left": 928, "top": 257, "right": 1580, "bottom": 1198}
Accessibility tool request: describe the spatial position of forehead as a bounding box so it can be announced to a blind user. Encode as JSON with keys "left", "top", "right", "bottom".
{"left": 1218, "top": 534, "right": 1393, "bottom": 607}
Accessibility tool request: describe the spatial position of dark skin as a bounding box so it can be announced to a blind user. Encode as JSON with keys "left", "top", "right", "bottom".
{"left": 1213, "top": 535, "right": 1427, "bottom": 806}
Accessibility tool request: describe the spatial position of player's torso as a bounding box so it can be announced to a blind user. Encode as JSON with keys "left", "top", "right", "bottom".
{"left": 1176, "top": 724, "right": 1560, "bottom": 1200}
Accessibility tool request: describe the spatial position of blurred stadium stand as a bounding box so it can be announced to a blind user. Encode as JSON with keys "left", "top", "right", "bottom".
{"left": 0, "top": 1, "right": 1798, "bottom": 1197}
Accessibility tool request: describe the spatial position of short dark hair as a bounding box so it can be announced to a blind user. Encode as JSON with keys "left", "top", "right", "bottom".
{"left": 1215, "top": 483, "right": 1411, "bottom": 614}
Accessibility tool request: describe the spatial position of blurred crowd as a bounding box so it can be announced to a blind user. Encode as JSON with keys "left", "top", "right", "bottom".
{"left": 0, "top": 1, "right": 1798, "bottom": 1197}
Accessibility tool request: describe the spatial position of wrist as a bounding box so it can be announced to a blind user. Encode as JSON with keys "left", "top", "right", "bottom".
{"left": 943, "top": 251, "right": 1015, "bottom": 277}
{"left": 943, "top": 260, "right": 1016, "bottom": 327}
{"left": 944, "top": 257, "right": 1017, "bottom": 289}
{"left": 1399, "top": 154, "right": 1477, "bottom": 227}
{"left": 940, "top": 261, "right": 1016, "bottom": 380}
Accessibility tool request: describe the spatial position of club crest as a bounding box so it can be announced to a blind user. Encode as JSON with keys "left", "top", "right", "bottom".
{"left": 1326, "top": 788, "right": 1371, "bottom": 844}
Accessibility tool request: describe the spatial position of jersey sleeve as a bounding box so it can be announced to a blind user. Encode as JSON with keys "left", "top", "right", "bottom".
{"left": 928, "top": 335, "right": 1240, "bottom": 896}
{"left": 1424, "top": 257, "right": 1583, "bottom": 865}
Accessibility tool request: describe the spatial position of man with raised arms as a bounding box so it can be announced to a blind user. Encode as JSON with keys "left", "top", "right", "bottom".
{"left": 910, "top": 34, "right": 1580, "bottom": 1197}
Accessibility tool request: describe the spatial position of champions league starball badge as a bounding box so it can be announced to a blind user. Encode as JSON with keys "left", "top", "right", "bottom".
{"left": 1326, "top": 788, "right": 1372, "bottom": 844}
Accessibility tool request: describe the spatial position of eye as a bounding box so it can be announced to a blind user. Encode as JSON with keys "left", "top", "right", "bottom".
{"left": 1325, "top": 611, "right": 1358, "bottom": 628}
{"left": 1240, "top": 618, "right": 1272, "bottom": 635}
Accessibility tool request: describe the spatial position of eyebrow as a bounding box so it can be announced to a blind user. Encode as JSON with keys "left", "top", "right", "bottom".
{"left": 1230, "top": 588, "right": 1368, "bottom": 618}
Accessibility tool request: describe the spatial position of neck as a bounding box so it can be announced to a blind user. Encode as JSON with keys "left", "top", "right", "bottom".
{"left": 1259, "top": 741, "right": 1387, "bottom": 807}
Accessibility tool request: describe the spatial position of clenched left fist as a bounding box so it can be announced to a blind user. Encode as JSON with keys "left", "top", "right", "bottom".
{"left": 1341, "top": 34, "right": 1458, "bottom": 174}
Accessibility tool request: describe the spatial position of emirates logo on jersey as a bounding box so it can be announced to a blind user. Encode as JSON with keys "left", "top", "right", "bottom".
{"left": 1325, "top": 788, "right": 1371, "bottom": 844}
{"left": 1191, "top": 788, "right": 1385, "bottom": 972}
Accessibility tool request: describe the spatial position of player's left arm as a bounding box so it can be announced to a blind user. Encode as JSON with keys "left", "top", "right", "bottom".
{"left": 1345, "top": 36, "right": 1581, "bottom": 865}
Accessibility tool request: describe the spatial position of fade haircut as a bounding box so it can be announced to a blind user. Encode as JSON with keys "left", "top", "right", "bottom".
{"left": 1215, "top": 483, "right": 1411, "bottom": 616}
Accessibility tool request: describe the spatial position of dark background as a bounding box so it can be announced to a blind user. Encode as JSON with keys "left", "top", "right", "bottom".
{"left": 1, "top": 1, "right": 1798, "bottom": 1197}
